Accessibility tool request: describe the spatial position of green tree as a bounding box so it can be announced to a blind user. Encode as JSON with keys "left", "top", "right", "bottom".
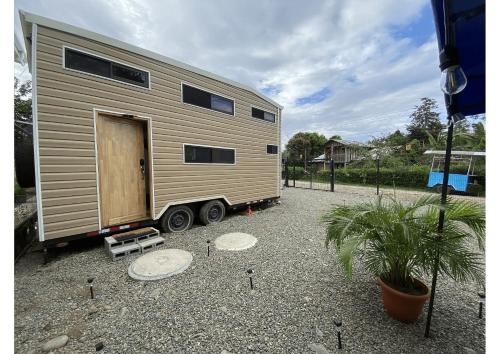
{"left": 285, "top": 131, "right": 327, "bottom": 163}
{"left": 472, "top": 121, "right": 485, "bottom": 150}
{"left": 406, "top": 97, "right": 444, "bottom": 146}
{"left": 385, "top": 130, "right": 408, "bottom": 146}
{"left": 369, "top": 130, "right": 408, "bottom": 148}
{"left": 329, "top": 135, "right": 342, "bottom": 141}
{"left": 426, "top": 119, "right": 481, "bottom": 151}
{"left": 14, "top": 78, "right": 32, "bottom": 142}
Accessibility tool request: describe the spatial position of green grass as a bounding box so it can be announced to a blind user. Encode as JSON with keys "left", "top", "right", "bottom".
{"left": 15, "top": 182, "right": 24, "bottom": 195}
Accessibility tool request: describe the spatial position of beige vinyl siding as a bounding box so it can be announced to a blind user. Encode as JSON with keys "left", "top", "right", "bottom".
{"left": 36, "top": 25, "right": 280, "bottom": 240}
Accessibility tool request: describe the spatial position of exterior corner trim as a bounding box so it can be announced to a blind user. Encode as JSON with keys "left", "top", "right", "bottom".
{"left": 31, "top": 23, "right": 45, "bottom": 242}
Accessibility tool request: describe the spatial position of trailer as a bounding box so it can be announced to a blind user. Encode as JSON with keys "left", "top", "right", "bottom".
{"left": 19, "top": 11, "right": 283, "bottom": 246}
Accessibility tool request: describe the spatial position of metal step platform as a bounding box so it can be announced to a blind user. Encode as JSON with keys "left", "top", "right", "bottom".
{"left": 104, "top": 227, "right": 164, "bottom": 261}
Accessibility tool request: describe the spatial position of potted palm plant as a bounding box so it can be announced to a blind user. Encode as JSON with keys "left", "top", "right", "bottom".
{"left": 322, "top": 195, "right": 485, "bottom": 322}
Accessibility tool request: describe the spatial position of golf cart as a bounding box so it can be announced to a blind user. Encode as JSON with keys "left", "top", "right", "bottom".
{"left": 424, "top": 150, "right": 485, "bottom": 194}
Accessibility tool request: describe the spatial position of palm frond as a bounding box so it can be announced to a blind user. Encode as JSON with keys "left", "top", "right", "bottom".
{"left": 322, "top": 194, "right": 485, "bottom": 288}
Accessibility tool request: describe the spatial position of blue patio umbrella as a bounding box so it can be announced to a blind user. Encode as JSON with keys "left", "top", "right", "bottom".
{"left": 425, "top": 0, "right": 485, "bottom": 337}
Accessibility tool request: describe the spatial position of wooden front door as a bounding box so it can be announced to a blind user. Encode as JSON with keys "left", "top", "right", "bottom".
{"left": 96, "top": 113, "right": 148, "bottom": 227}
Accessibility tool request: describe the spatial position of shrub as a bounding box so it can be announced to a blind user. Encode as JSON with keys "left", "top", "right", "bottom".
{"left": 284, "top": 163, "right": 485, "bottom": 190}
{"left": 322, "top": 195, "right": 485, "bottom": 290}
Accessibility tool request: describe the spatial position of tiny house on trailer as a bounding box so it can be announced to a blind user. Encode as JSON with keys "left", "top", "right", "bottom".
{"left": 19, "top": 11, "right": 283, "bottom": 246}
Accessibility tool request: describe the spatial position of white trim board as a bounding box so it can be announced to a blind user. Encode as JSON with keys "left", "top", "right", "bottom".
{"left": 277, "top": 108, "right": 281, "bottom": 197}
{"left": 31, "top": 23, "right": 45, "bottom": 242}
{"left": 19, "top": 10, "right": 283, "bottom": 109}
{"left": 156, "top": 195, "right": 232, "bottom": 220}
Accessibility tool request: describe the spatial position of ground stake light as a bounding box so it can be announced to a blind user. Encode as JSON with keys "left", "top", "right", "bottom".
{"left": 95, "top": 342, "right": 104, "bottom": 352}
{"left": 87, "top": 277, "right": 95, "bottom": 299}
{"left": 334, "top": 319, "right": 342, "bottom": 349}
{"left": 478, "top": 293, "right": 485, "bottom": 319}
{"left": 207, "top": 240, "right": 211, "bottom": 257}
{"left": 247, "top": 269, "right": 254, "bottom": 290}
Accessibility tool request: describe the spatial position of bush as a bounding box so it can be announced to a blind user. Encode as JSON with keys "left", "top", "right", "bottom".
{"left": 328, "top": 166, "right": 430, "bottom": 189}
{"left": 284, "top": 163, "right": 485, "bottom": 191}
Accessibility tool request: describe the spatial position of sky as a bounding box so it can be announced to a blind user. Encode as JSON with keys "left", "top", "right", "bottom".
{"left": 14, "top": 0, "right": 446, "bottom": 146}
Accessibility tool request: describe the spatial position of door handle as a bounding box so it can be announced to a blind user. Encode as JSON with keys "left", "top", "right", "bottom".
{"left": 139, "top": 158, "right": 145, "bottom": 178}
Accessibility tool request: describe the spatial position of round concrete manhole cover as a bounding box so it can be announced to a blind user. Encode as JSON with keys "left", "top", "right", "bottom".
{"left": 214, "top": 232, "right": 257, "bottom": 251}
{"left": 128, "top": 249, "right": 193, "bottom": 281}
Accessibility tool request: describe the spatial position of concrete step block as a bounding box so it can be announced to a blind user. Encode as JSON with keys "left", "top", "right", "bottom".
{"left": 109, "top": 243, "right": 141, "bottom": 261}
{"left": 137, "top": 236, "right": 165, "bottom": 253}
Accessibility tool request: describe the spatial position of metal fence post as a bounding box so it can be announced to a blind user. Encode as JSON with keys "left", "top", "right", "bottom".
{"left": 330, "top": 158, "right": 335, "bottom": 192}
{"left": 309, "top": 163, "right": 313, "bottom": 189}
{"left": 284, "top": 159, "right": 289, "bottom": 187}
{"left": 425, "top": 119, "right": 455, "bottom": 338}
{"left": 293, "top": 164, "right": 296, "bottom": 187}
{"left": 376, "top": 159, "right": 380, "bottom": 195}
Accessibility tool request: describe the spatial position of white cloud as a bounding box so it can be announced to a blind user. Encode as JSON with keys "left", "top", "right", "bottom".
{"left": 14, "top": 0, "right": 445, "bottom": 145}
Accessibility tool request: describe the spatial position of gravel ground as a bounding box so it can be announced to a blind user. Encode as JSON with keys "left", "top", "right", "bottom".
{"left": 15, "top": 197, "right": 37, "bottom": 229}
{"left": 14, "top": 187, "right": 485, "bottom": 353}
{"left": 291, "top": 180, "right": 485, "bottom": 205}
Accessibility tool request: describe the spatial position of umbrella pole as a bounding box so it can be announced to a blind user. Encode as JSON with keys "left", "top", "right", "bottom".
{"left": 424, "top": 117, "right": 454, "bottom": 338}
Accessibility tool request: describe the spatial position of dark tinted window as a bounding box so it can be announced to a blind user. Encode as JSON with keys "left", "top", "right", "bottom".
{"left": 184, "top": 145, "right": 235, "bottom": 164}
{"left": 111, "top": 62, "right": 149, "bottom": 88}
{"left": 185, "top": 145, "right": 211, "bottom": 163}
{"left": 252, "top": 107, "right": 276, "bottom": 123}
{"left": 64, "top": 48, "right": 149, "bottom": 88}
{"left": 267, "top": 145, "right": 278, "bottom": 154}
{"left": 252, "top": 107, "right": 265, "bottom": 119}
{"left": 65, "top": 49, "right": 111, "bottom": 77}
{"left": 212, "top": 148, "right": 235, "bottom": 163}
{"left": 264, "top": 111, "right": 276, "bottom": 123}
{"left": 182, "top": 84, "right": 234, "bottom": 115}
{"left": 182, "top": 84, "right": 211, "bottom": 109}
{"left": 211, "top": 94, "right": 234, "bottom": 115}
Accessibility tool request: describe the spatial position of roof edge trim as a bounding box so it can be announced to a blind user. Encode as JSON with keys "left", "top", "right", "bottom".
{"left": 19, "top": 10, "right": 283, "bottom": 109}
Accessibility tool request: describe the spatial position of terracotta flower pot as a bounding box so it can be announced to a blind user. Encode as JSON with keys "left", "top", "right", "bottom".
{"left": 378, "top": 277, "right": 430, "bottom": 323}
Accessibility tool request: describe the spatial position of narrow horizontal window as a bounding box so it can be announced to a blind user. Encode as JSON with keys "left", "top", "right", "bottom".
{"left": 64, "top": 48, "right": 149, "bottom": 88}
{"left": 182, "top": 84, "right": 234, "bottom": 116}
{"left": 65, "top": 49, "right": 111, "bottom": 77}
{"left": 267, "top": 144, "right": 279, "bottom": 154}
{"left": 111, "top": 62, "right": 149, "bottom": 88}
{"left": 252, "top": 107, "right": 276, "bottom": 123}
{"left": 184, "top": 145, "right": 235, "bottom": 164}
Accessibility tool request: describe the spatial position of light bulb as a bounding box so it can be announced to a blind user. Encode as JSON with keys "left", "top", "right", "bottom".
{"left": 440, "top": 65, "right": 467, "bottom": 95}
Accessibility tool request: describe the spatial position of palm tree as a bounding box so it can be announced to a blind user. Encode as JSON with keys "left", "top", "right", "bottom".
{"left": 322, "top": 195, "right": 485, "bottom": 292}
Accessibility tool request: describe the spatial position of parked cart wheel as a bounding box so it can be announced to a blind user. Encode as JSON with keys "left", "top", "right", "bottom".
{"left": 199, "top": 200, "right": 226, "bottom": 225}
{"left": 436, "top": 184, "right": 454, "bottom": 194}
{"left": 160, "top": 205, "right": 194, "bottom": 233}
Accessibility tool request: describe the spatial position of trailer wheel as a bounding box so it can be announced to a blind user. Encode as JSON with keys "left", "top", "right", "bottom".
{"left": 199, "top": 200, "right": 225, "bottom": 225}
{"left": 160, "top": 205, "right": 194, "bottom": 233}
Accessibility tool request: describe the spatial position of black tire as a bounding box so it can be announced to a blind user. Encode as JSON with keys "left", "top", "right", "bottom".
{"left": 436, "top": 184, "right": 453, "bottom": 194}
{"left": 159, "top": 205, "right": 194, "bottom": 233}
{"left": 15, "top": 139, "right": 35, "bottom": 188}
{"left": 199, "top": 200, "right": 226, "bottom": 226}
